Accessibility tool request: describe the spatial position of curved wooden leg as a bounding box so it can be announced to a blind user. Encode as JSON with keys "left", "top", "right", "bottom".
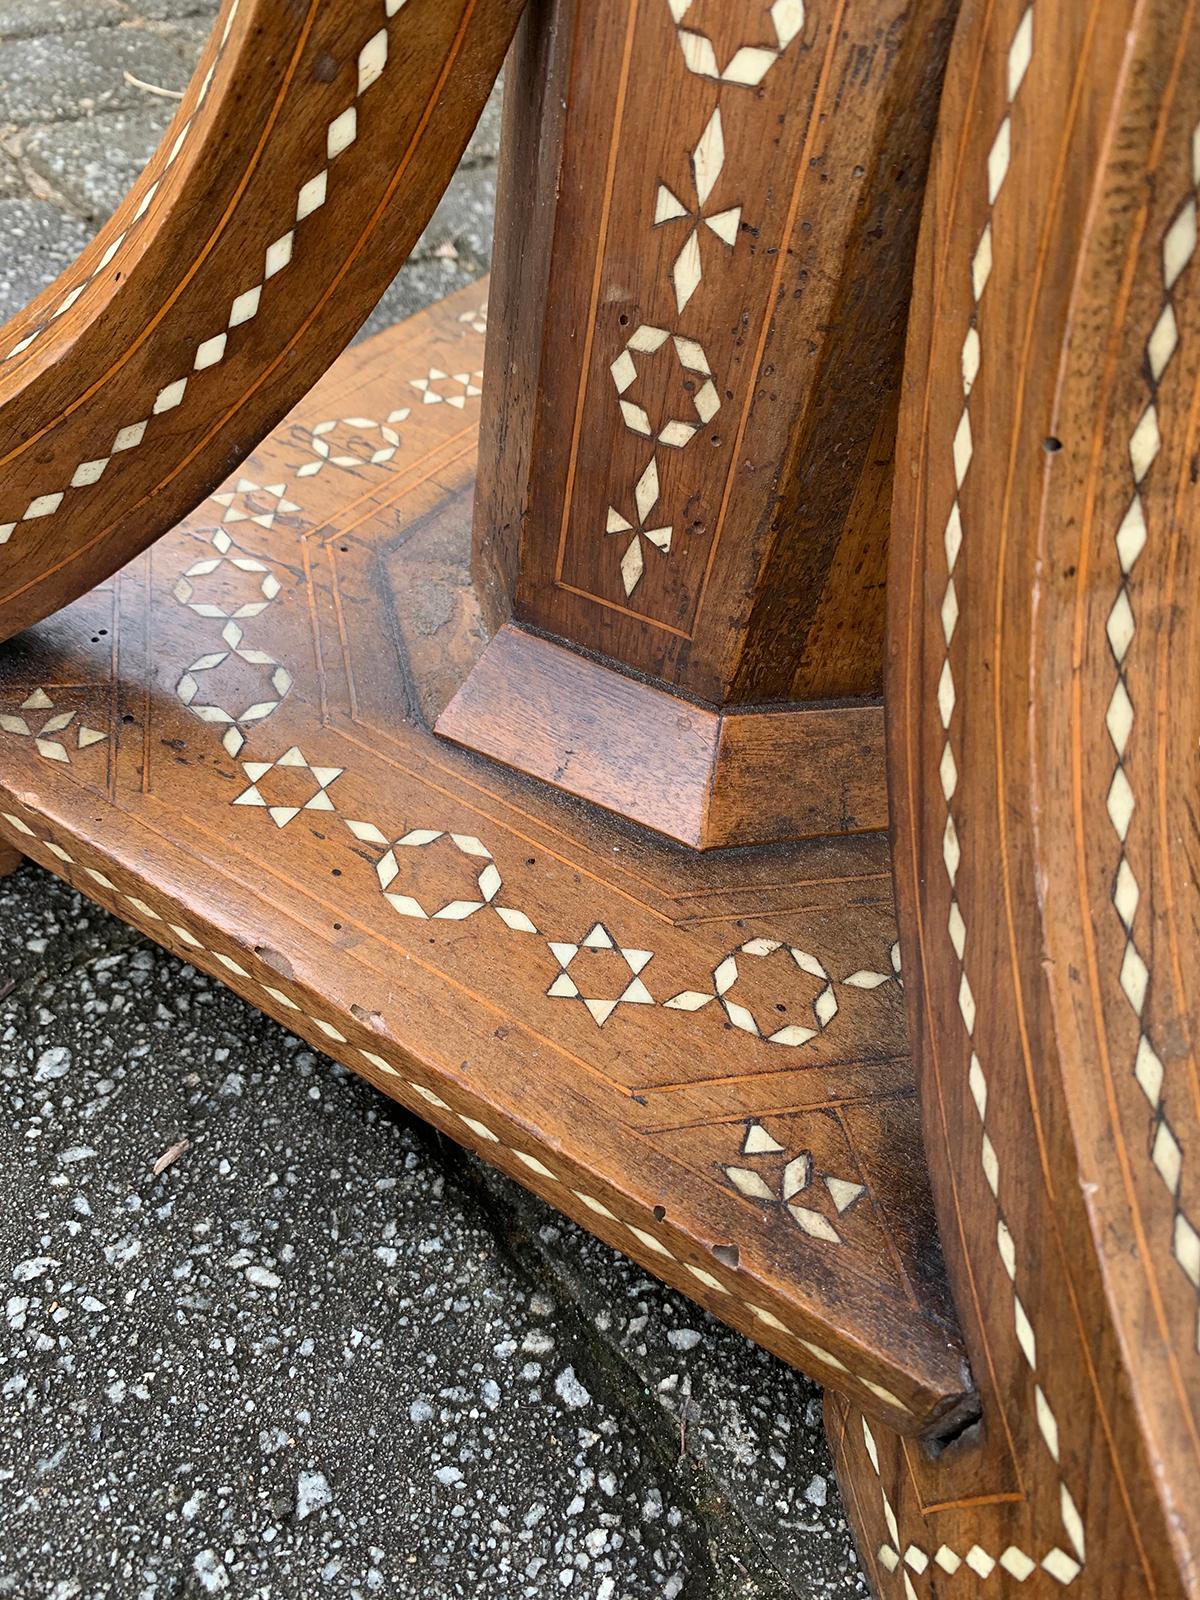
{"left": 867, "top": 0, "right": 1200, "bottom": 1591}
{"left": 0, "top": 0, "right": 522, "bottom": 640}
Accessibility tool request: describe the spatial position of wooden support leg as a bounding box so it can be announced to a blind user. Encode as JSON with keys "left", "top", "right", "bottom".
{"left": 0, "top": 839, "right": 23, "bottom": 877}
{"left": 436, "top": 0, "right": 956, "bottom": 848}
{"left": 829, "top": 0, "right": 1200, "bottom": 1592}
{"left": 0, "top": 0, "right": 522, "bottom": 643}
{"left": 0, "top": 284, "right": 973, "bottom": 1445}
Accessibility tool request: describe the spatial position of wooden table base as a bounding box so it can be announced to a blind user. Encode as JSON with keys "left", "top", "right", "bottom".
{"left": 0, "top": 280, "right": 971, "bottom": 1447}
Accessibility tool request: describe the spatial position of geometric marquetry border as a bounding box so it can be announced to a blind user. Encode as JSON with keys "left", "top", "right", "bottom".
{"left": 0, "top": 3, "right": 241, "bottom": 369}
{"left": 918, "top": 4, "right": 1089, "bottom": 1584}
{"left": 0, "top": 800, "right": 916, "bottom": 1426}
{"left": 0, "top": 0, "right": 402, "bottom": 548}
{"left": 1101, "top": 121, "right": 1200, "bottom": 1347}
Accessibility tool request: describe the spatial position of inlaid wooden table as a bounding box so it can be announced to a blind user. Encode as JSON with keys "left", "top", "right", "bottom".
{"left": 0, "top": 0, "right": 1195, "bottom": 1594}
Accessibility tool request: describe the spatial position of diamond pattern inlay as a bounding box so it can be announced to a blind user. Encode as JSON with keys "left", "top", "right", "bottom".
{"left": 1099, "top": 114, "right": 1200, "bottom": 1355}
{"left": 0, "top": 0, "right": 407, "bottom": 549}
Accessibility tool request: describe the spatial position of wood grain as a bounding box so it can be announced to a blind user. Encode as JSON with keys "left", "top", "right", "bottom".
{"left": 0, "top": 0, "right": 523, "bottom": 641}
{"left": 474, "top": 0, "right": 957, "bottom": 706}
{"left": 436, "top": 623, "right": 888, "bottom": 847}
{"left": 709, "top": 703, "right": 887, "bottom": 846}
{"left": 832, "top": 0, "right": 1200, "bottom": 1592}
{"left": 3, "top": 0, "right": 1190, "bottom": 1581}
{"left": 0, "top": 282, "right": 973, "bottom": 1441}
{"left": 452, "top": 0, "right": 952, "bottom": 845}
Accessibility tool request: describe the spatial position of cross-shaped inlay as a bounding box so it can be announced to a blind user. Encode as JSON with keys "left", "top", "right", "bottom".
{"left": 654, "top": 109, "right": 741, "bottom": 312}
{"left": 457, "top": 301, "right": 488, "bottom": 336}
{"left": 721, "top": 1120, "right": 865, "bottom": 1244}
{"left": 0, "top": 688, "right": 107, "bottom": 764}
{"left": 605, "top": 459, "right": 673, "bottom": 596}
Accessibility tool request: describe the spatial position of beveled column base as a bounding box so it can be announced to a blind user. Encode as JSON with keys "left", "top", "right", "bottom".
{"left": 436, "top": 625, "right": 887, "bottom": 850}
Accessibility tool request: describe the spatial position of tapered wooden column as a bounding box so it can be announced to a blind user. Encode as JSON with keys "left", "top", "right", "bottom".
{"left": 437, "top": 0, "right": 957, "bottom": 848}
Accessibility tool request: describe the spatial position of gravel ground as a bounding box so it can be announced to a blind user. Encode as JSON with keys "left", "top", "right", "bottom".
{"left": 0, "top": 7, "right": 869, "bottom": 1597}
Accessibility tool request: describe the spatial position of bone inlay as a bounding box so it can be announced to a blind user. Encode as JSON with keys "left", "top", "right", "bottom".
{"left": 865, "top": 6, "right": 1088, "bottom": 1586}
{"left": 0, "top": 800, "right": 909, "bottom": 1424}
{"left": 0, "top": 0, "right": 406, "bottom": 549}
{"left": 294, "top": 410, "right": 411, "bottom": 477}
{"left": 0, "top": 270, "right": 967, "bottom": 1436}
{"left": 335, "top": 811, "right": 898, "bottom": 1038}
{"left": 722, "top": 1119, "right": 868, "bottom": 1246}
{"left": 0, "top": 0, "right": 242, "bottom": 369}
{"left": 0, "top": 688, "right": 107, "bottom": 764}
{"left": 571, "top": 0, "right": 800, "bottom": 602}
{"left": 653, "top": 108, "right": 742, "bottom": 313}
{"left": 1103, "top": 122, "right": 1200, "bottom": 1343}
{"left": 666, "top": 0, "right": 805, "bottom": 87}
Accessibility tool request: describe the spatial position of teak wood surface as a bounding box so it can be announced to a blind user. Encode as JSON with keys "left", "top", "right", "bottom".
{"left": 0, "top": 283, "right": 974, "bottom": 1444}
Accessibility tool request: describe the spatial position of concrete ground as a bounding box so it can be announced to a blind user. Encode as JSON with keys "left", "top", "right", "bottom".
{"left": 0, "top": 7, "right": 869, "bottom": 1597}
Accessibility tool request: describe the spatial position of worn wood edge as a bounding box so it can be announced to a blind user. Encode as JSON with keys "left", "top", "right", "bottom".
{"left": 436, "top": 624, "right": 889, "bottom": 848}
{"left": 711, "top": 702, "right": 888, "bottom": 844}
{"left": 0, "top": 790, "right": 972, "bottom": 1437}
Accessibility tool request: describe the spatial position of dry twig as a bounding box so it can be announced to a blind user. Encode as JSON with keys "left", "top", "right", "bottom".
{"left": 152, "top": 1136, "right": 191, "bottom": 1175}
{"left": 122, "top": 71, "right": 184, "bottom": 101}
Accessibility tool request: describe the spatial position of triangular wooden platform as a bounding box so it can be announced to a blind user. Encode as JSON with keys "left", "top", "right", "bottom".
{"left": 0, "top": 280, "right": 972, "bottom": 1440}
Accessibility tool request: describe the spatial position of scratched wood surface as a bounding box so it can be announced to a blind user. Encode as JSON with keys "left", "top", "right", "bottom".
{"left": 437, "top": 623, "right": 890, "bottom": 847}
{"left": 830, "top": 0, "right": 1200, "bottom": 1594}
{"left": 0, "top": 281, "right": 972, "bottom": 1441}
{"left": 0, "top": 0, "right": 522, "bottom": 641}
